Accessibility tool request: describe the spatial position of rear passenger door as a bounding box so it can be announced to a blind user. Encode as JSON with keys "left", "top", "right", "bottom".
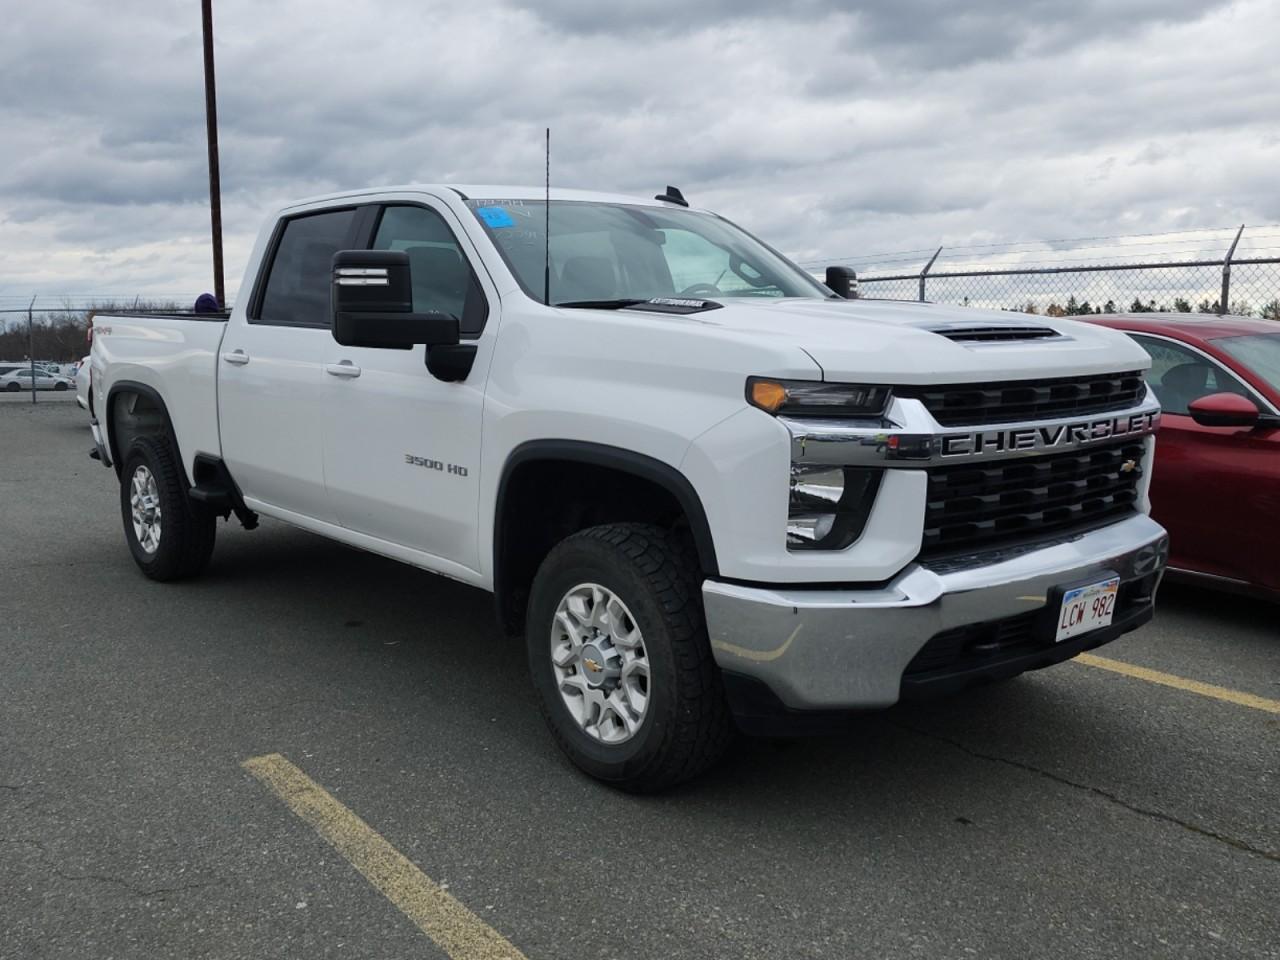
{"left": 322, "top": 200, "right": 497, "bottom": 573}
{"left": 219, "top": 206, "right": 360, "bottom": 522}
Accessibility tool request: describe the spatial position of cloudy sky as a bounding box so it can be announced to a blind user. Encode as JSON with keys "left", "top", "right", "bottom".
{"left": 2, "top": 0, "right": 1278, "bottom": 308}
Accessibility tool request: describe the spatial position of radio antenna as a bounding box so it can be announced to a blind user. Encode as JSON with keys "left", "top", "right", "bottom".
{"left": 543, "top": 127, "right": 551, "bottom": 306}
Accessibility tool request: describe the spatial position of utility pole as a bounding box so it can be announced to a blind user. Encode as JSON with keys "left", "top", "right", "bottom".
{"left": 201, "top": 0, "right": 226, "bottom": 308}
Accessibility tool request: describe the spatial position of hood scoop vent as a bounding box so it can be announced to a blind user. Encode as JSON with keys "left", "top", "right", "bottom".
{"left": 932, "top": 325, "right": 1063, "bottom": 343}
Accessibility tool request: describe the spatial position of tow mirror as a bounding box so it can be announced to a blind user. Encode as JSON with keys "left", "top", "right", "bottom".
{"left": 825, "top": 266, "right": 858, "bottom": 299}
{"left": 1187, "top": 392, "right": 1260, "bottom": 428}
{"left": 330, "top": 250, "right": 460, "bottom": 350}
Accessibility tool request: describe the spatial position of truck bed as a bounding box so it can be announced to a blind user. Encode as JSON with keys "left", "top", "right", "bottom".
{"left": 91, "top": 311, "right": 229, "bottom": 479}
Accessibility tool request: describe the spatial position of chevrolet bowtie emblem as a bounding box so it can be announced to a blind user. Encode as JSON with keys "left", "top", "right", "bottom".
{"left": 583, "top": 658, "right": 602, "bottom": 673}
{"left": 1120, "top": 459, "right": 1138, "bottom": 473}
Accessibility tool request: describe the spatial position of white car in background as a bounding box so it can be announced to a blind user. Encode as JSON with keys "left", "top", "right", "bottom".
{"left": 75, "top": 355, "right": 91, "bottom": 410}
{"left": 0, "top": 368, "right": 75, "bottom": 393}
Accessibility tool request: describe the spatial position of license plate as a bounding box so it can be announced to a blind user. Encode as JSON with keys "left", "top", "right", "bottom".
{"left": 1055, "top": 576, "right": 1120, "bottom": 642}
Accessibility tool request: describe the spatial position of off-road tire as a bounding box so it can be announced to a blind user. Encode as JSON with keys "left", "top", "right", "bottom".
{"left": 526, "top": 523, "right": 733, "bottom": 792}
{"left": 120, "top": 435, "right": 216, "bottom": 581}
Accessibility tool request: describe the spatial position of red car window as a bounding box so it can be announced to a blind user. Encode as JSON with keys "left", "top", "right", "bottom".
{"left": 1213, "top": 333, "right": 1280, "bottom": 395}
{"left": 1129, "top": 334, "right": 1252, "bottom": 415}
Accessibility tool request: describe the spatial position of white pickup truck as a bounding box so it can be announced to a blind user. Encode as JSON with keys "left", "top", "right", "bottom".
{"left": 90, "top": 184, "right": 1168, "bottom": 790}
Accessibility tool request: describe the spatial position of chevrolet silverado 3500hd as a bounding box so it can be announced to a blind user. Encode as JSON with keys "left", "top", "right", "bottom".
{"left": 90, "top": 185, "right": 1169, "bottom": 790}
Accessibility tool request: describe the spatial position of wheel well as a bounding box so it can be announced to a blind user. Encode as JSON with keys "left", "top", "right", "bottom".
{"left": 107, "top": 386, "right": 180, "bottom": 481}
{"left": 494, "top": 449, "right": 717, "bottom": 637}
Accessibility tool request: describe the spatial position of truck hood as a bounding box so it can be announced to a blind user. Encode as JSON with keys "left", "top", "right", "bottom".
{"left": 680, "top": 298, "right": 1151, "bottom": 384}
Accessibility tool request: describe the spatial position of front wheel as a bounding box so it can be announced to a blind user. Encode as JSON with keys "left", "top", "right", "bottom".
{"left": 5, "top": 382, "right": 18, "bottom": 392}
{"left": 526, "top": 523, "right": 732, "bottom": 792}
{"left": 119, "top": 435, "right": 216, "bottom": 581}
{"left": 54, "top": 381, "right": 68, "bottom": 391}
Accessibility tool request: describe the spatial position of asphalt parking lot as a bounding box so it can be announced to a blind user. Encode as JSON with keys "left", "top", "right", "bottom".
{"left": 0, "top": 391, "right": 77, "bottom": 404}
{"left": 2, "top": 401, "right": 1277, "bottom": 960}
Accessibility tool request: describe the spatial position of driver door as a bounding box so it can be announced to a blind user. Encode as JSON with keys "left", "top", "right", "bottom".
{"left": 322, "top": 201, "right": 497, "bottom": 573}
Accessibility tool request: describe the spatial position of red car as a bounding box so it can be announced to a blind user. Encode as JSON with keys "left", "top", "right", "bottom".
{"left": 1087, "top": 314, "right": 1280, "bottom": 600}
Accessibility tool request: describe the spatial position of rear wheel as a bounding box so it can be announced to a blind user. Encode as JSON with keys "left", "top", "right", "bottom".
{"left": 526, "top": 523, "right": 732, "bottom": 792}
{"left": 119, "top": 435, "right": 216, "bottom": 581}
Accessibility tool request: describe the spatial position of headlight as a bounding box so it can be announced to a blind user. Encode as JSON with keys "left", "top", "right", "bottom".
{"left": 748, "top": 377, "right": 890, "bottom": 418}
{"left": 787, "top": 464, "right": 882, "bottom": 550}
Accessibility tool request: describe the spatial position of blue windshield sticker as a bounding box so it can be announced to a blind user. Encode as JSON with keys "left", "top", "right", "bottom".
{"left": 476, "top": 206, "right": 515, "bottom": 228}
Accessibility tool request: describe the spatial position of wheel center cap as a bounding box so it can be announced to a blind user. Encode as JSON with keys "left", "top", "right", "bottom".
{"left": 580, "top": 642, "right": 620, "bottom": 689}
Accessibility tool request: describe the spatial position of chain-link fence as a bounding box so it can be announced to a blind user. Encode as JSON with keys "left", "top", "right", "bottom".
{"left": 0, "top": 300, "right": 185, "bottom": 402}
{"left": 0, "top": 301, "right": 187, "bottom": 361}
{"left": 840, "top": 226, "right": 1280, "bottom": 319}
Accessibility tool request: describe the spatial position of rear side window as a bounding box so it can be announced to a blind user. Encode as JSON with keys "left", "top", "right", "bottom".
{"left": 256, "top": 209, "right": 357, "bottom": 327}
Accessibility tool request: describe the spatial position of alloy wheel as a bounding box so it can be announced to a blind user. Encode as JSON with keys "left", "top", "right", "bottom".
{"left": 550, "top": 583, "right": 650, "bottom": 743}
{"left": 129, "top": 465, "right": 162, "bottom": 554}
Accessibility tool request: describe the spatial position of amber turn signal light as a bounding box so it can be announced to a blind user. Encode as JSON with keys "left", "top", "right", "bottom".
{"left": 749, "top": 379, "right": 789, "bottom": 413}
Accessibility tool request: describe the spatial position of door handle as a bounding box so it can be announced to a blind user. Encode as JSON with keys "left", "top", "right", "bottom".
{"left": 221, "top": 350, "right": 250, "bottom": 366}
{"left": 325, "top": 361, "right": 362, "bottom": 378}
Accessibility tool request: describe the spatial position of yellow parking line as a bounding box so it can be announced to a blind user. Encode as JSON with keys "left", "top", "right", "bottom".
{"left": 1074, "top": 653, "right": 1280, "bottom": 715}
{"left": 243, "top": 753, "right": 526, "bottom": 960}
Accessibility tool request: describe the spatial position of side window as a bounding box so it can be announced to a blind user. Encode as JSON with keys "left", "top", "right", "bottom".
{"left": 373, "top": 205, "right": 489, "bottom": 336}
{"left": 1130, "top": 334, "right": 1251, "bottom": 416}
{"left": 256, "top": 208, "right": 357, "bottom": 327}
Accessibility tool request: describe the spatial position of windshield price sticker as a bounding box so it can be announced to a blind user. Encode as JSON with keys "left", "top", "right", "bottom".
{"left": 475, "top": 206, "right": 515, "bottom": 228}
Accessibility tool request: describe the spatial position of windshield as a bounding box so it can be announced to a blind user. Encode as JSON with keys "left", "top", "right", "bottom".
{"left": 1214, "top": 333, "right": 1280, "bottom": 393}
{"left": 466, "top": 200, "right": 831, "bottom": 305}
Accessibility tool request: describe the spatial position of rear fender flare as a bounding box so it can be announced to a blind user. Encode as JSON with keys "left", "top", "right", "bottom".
{"left": 105, "top": 381, "right": 187, "bottom": 484}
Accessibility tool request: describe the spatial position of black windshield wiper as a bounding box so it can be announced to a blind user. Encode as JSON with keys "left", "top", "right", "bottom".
{"left": 552, "top": 299, "right": 648, "bottom": 310}
{"left": 554, "top": 297, "right": 726, "bottom": 315}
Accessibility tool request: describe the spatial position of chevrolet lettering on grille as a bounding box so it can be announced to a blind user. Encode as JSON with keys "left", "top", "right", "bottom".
{"left": 937, "top": 410, "right": 1160, "bottom": 459}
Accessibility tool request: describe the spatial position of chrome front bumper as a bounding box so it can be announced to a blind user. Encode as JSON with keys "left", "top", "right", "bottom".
{"left": 702, "top": 513, "right": 1168, "bottom": 713}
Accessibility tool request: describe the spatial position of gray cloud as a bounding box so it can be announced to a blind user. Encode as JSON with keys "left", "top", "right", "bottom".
{"left": 0, "top": 0, "right": 1276, "bottom": 306}
{"left": 526, "top": 0, "right": 1232, "bottom": 68}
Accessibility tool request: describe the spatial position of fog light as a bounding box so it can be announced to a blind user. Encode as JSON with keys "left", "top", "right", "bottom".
{"left": 787, "top": 465, "right": 882, "bottom": 550}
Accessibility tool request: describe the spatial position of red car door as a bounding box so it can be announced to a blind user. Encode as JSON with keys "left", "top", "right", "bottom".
{"left": 1229, "top": 423, "right": 1280, "bottom": 593}
{"left": 1155, "top": 414, "right": 1280, "bottom": 588}
{"left": 1132, "top": 333, "right": 1280, "bottom": 592}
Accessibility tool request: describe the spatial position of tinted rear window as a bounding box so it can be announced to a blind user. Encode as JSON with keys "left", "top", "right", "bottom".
{"left": 257, "top": 209, "right": 357, "bottom": 327}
